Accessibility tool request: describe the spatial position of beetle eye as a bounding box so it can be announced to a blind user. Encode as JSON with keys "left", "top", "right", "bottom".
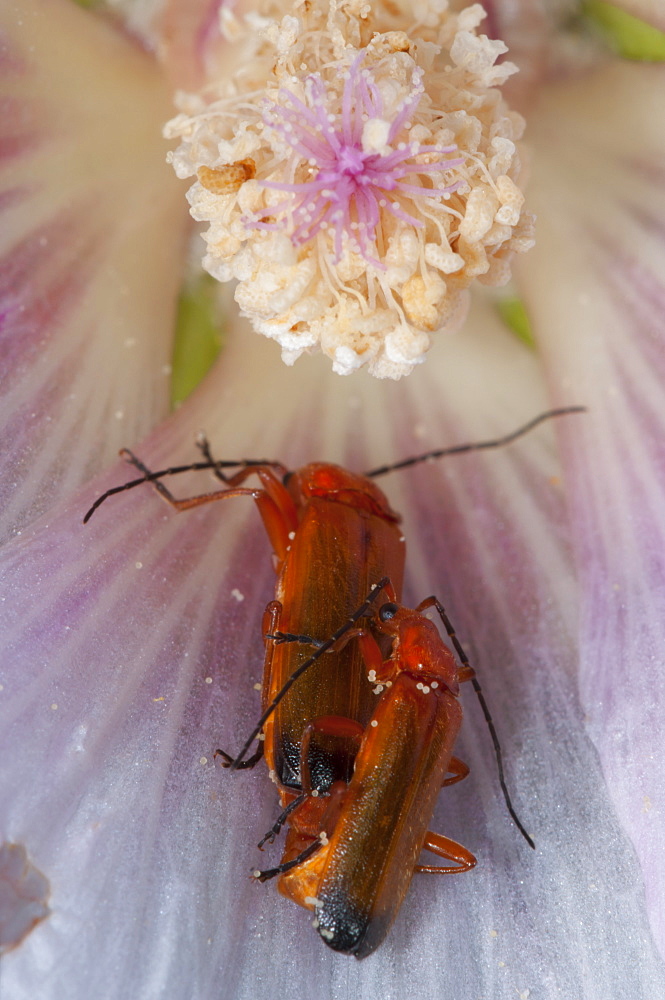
{"left": 379, "top": 603, "right": 398, "bottom": 622}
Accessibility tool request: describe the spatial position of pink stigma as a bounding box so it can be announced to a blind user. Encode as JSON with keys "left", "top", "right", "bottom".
{"left": 249, "top": 54, "right": 464, "bottom": 266}
{"left": 338, "top": 146, "right": 367, "bottom": 176}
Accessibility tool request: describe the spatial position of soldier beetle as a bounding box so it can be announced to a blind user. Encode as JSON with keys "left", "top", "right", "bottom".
{"left": 247, "top": 581, "right": 484, "bottom": 957}
{"left": 84, "top": 406, "right": 584, "bottom": 956}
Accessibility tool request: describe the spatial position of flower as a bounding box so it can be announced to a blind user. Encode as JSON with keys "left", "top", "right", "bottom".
{"left": 1, "top": 0, "right": 665, "bottom": 997}
{"left": 166, "top": 0, "right": 533, "bottom": 377}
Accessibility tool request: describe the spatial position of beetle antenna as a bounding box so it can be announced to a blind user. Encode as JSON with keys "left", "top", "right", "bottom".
{"left": 427, "top": 597, "right": 535, "bottom": 850}
{"left": 467, "top": 676, "right": 535, "bottom": 849}
{"left": 227, "top": 578, "right": 392, "bottom": 771}
{"left": 365, "top": 406, "right": 586, "bottom": 479}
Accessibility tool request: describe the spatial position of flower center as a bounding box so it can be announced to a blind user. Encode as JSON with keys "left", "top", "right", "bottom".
{"left": 336, "top": 145, "right": 368, "bottom": 178}
{"left": 250, "top": 53, "right": 462, "bottom": 265}
{"left": 167, "top": 1, "right": 534, "bottom": 378}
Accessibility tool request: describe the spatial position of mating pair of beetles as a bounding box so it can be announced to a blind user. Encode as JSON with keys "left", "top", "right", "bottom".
{"left": 86, "top": 407, "right": 582, "bottom": 958}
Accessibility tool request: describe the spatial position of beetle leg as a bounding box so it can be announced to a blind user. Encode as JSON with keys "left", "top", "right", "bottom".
{"left": 119, "top": 450, "right": 297, "bottom": 559}
{"left": 260, "top": 600, "right": 284, "bottom": 718}
{"left": 262, "top": 602, "right": 282, "bottom": 635}
{"left": 196, "top": 435, "right": 289, "bottom": 484}
{"left": 415, "top": 831, "right": 477, "bottom": 874}
{"left": 257, "top": 792, "right": 307, "bottom": 850}
{"left": 121, "top": 449, "right": 276, "bottom": 511}
{"left": 265, "top": 628, "right": 384, "bottom": 679}
{"left": 323, "top": 625, "right": 393, "bottom": 686}
{"left": 252, "top": 838, "right": 322, "bottom": 883}
{"left": 215, "top": 603, "right": 274, "bottom": 771}
{"left": 196, "top": 440, "right": 299, "bottom": 549}
{"left": 214, "top": 743, "right": 265, "bottom": 770}
{"left": 267, "top": 627, "right": 378, "bottom": 663}
{"left": 356, "top": 630, "right": 395, "bottom": 687}
{"left": 441, "top": 756, "right": 470, "bottom": 787}
{"left": 82, "top": 452, "right": 288, "bottom": 523}
{"left": 266, "top": 631, "right": 324, "bottom": 647}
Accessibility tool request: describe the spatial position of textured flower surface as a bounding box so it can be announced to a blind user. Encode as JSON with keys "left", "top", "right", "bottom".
{"left": 166, "top": 0, "right": 533, "bottom": 377}
{"left": 1, "top": 1, "right": 665, "bottom": 999}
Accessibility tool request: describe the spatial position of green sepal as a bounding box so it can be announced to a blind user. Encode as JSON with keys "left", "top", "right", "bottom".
{"left": 583, "top": 0, "right": 665, "bottom": 60}
{"left": 497, "top": 296, "right": 536, "bottom": 349}
{"left": 171, "top": 273, "right": 223, "bottom": 408}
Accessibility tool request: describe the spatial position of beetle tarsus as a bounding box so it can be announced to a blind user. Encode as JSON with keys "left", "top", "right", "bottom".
{"left": 257, "top": 792, "right": 307, "bottom": 850}
{"left": 252, "top": 839, "right": 322, "bottom": 882}
{"left": 214, "top": 744, "right": 264, "bottom": 770}
{"left": 266, "top": 631, "right": 324, "bottom": 647}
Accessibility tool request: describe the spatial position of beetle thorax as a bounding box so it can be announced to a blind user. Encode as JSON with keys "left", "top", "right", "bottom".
{"left": 289, "top": 463, "right": 401, "bottom": 522}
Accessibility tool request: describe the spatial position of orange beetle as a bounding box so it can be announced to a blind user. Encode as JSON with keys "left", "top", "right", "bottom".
{"left": 87, "top": 454, "right": 406, "bottom": 798}
{"left": 85, "top": 407, "right": 583, "bottom": 956}
{"left": 266, "top": 586, "right": 480, "bottom": 957}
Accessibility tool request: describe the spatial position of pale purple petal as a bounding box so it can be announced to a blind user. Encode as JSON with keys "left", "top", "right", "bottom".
{"left": 1, "top": 2, "right": 665, "bottom": 997}
{"left": 478, "top": 0, "right": 553, "bottom": 104}
{"left": 2, "top": 319, "right": 664, "bottom": 996}
{"left": 157, "top": 0, "right": 227, "bottom": 89}
{"left": 0, "top": 0, "right": 188, "bottom": 541}
{"left": 520, "top": 59, "right": 665, "bottom": 961}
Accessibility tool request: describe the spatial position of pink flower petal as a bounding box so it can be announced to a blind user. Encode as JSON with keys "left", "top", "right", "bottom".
{"left": 1, "top": 3, "right": 664, "bottom": 996}
{"left": 158, "top": 0, "right": 226, "bottom": 88}
{"left": 520, "top": 58, "right": 665, "bottom": 960}
{"left": 2, "top": 318, "right": 664, "bottom": 995}
{"left": 482, "top": 0, "right": 552, "bottom": 101}
{"left": 0, "top": 0, "right": 189, "bottom": 541}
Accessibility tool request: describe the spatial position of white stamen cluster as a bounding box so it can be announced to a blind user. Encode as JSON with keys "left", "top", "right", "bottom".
{"left": 165, "top": 0, "right": 534, "bottom": 379}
